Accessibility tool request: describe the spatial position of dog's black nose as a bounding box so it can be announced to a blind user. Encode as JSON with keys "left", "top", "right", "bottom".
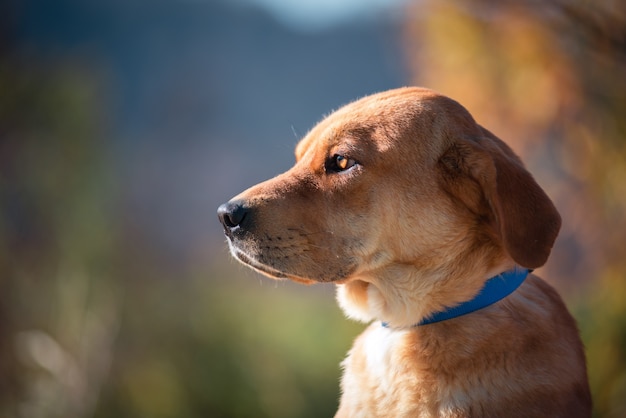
{"left": 217, "top": 200, "right": 249, "bottom": 230}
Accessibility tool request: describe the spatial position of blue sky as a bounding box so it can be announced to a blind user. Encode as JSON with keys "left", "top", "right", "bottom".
{"left": 242, "top": 0, "right": 408, "bottom": 30}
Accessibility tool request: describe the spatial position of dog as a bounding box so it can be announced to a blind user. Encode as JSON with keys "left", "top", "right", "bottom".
{"left": 217, "top": 87, "right": 591, "bottom": 417}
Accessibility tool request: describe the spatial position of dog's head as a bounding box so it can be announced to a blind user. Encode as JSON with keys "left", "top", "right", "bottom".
{"left": 218, "top": 87, "right": 560, "bottom": 320}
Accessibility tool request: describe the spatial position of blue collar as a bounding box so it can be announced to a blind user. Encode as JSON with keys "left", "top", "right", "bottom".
{"left": 382, "top": 267, "right": 529, "bottom": 328}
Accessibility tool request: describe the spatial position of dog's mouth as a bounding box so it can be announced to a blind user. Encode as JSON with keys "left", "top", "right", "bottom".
{"left": 227, "top": 239, "right": 317, "bottom": 284}
{"left": 230, "top": 244, "right": 287, "bottom": 279}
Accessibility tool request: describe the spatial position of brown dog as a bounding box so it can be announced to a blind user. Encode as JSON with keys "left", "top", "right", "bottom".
{"left": 217, "top": 87, "right": 591, "bottom": 417}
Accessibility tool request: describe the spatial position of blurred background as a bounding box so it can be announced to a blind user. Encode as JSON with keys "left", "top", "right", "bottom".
{"left": 1, "top": 0, "right": 625, "bottom": 417}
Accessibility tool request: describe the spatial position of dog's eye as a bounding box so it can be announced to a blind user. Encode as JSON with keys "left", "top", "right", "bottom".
{"left": 327, "top": 154, "right": 357, "bottom": 173}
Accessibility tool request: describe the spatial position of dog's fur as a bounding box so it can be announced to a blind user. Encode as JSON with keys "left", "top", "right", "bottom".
{"left": 218, "top": 87, "right": 591, "bottom": 417}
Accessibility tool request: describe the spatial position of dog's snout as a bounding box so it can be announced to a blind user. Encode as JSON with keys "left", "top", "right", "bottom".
{"left": 217, "top": 200, "right": 249, "bottom": 230}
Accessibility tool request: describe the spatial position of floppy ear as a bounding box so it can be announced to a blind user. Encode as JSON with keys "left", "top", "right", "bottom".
{"left": 439, "top": 131, "right": 561, "bottom": 269}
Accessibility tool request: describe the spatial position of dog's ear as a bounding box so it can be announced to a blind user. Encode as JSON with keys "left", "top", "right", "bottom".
{"left": 438, "top": 130, "right": 561, "bottom": 268}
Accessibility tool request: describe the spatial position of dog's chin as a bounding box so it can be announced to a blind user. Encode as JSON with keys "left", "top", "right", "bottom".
{"left": 228, "top": 244, "right": 317, "bottom": 285}
{"left": 230, "top": 246, "right": 286, "bottom": 279}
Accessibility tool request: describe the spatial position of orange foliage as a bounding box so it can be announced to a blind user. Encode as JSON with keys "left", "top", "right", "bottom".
{"left": 403, "top": 2, "right": 626, "bottom": 416}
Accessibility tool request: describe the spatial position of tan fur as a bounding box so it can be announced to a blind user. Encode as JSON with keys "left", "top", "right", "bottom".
{"left": 218, "top": 87, "right": 591, "bottom": 417}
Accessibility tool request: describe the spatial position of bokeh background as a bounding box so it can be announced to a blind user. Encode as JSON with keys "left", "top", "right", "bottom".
{"left": 1, "top": 0, "right": 625, "bottom": 417}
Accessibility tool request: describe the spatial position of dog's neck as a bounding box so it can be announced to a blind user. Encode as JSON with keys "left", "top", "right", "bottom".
{"left": 381, "top": 267, "right": 529, "bottom": 328}
{"left": 336, "top": 260, "right": 522, "bottom": 328}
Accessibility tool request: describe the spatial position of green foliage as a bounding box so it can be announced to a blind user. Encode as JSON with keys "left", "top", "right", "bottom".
{"left": 0, "top": 58, "right": 120, "bottom": 417}
{"left": 96, "top": 269, "right": 361, "bottom": 418}
{"left": 574, "top": 268, "right": 626, "bottom": 418}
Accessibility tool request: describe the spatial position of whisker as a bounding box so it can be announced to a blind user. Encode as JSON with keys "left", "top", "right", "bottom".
{"left": 285, "top": 228, "right": 334, "bottom": 236}
{"left": 290, "top": 125, "right": 300, "bottom": 140}
{"left": 301, "top": 243, "right": 330, "bottom": 250}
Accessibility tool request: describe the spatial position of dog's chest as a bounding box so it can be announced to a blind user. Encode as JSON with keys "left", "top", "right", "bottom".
{"left": 337, "top": 323, "right": 429, "bottom": 417}
{"left": 339, "top": 324, "right": 473, "bottom": 418}
{"left": 361, "top": 325, "right": 409, "bottom": 386}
